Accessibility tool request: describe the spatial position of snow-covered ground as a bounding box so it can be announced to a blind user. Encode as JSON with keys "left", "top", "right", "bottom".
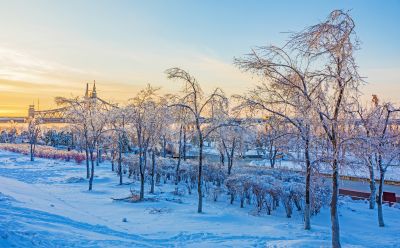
{"left": 0, "top": 150, "right": 399, "bottom": 247}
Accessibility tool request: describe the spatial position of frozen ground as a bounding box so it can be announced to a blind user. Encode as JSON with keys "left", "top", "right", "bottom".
{"left": 0, "top": 150, "right": 399, "bottom": 247}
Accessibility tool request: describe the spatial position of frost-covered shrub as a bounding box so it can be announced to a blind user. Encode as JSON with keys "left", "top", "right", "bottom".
{"left": 251, "top": 176, "right": 276, "bottom": 214}
{"left": 210, "top": 184, "right": 222, "bottom": 202}
{"left": 119, "top": 151, "right": 331, "bottom": 218}
{"left": 202, "top": 163, "right": 226, "bottom": 198}
{"left": 310, "top": 177, "right": 331, "bottom": 215}
{"left": 203, "top": 163, "right": 226, "bottom": 186}
{"left": 225, "top": 176, "right": 239, "bottom": 204}
{"left": 237, "top": 174, "right": 253, "bottom": 208}
{"left": 281, "top": 181, "right": 304, "bottom": 218}
{"left": 183, "top": 170, "right": 197, "bottom": 195}
{"left": 156, "top": 157, "right": 176, "bottom": 183}
{"left": 65, "top": 176, "right": 85, "bottom": 183}
{"left": 122, "top": 154, "right": 139, "bottom": 177}
{"left": 179, "top": 161, "right": 198, "bottom": 195}
{"left": 0, "top": 143, "right": 85, "bottom": 164}
{"left": 225, "top": 168, "right": 330, "bottom": 217}
{"left": 261, "top": 175, "right": 280, "bottom": 214}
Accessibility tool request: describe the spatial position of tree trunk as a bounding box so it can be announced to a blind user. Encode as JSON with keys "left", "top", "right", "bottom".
{"left": 118, "top": 143, "right": 122, "bottom": 185}
{"left": 30, "top": 142, "right": 34, "bottom": 161}
{"left": 71, "top": 133, "right": 75, "bottom": 148}
{"left": 176, "top": 125, "right": 183, "bottom": 185}
{"left": 96, "top": 147, "right": 100, "bottom": 166}
{"left": 183, "top": 126, "right": 187, "bottom": 161}
{"left": 377, "top": 169, "right": 385, "bottom": 227}
{"left": 111, "top": 149, "right": 115, "bottom": 172}
{"left": 139, "top": 150, "right": 145, "bottom": 200}
{"left": 269, "top": 144, "right": 276, "bottom": 168}
{"left": 228, "top": 142, "right": 235, "bottom": 175}
{"left": 85, "top": 145, "right": 90, "bottom": 179}
{"left": 227, "top": 158, "right": 233, "bottom": 175}
{"left": 368, "top": 156, "right": 376, "bottom": 209}
{"left": 162, "top": 136, "right": 166, "bottom": 158}
{"left": 89, "top": 150, "right": 95, "bottom": 191}
{"left": 304, "top": 138, "right": 311, "bottom": 230}
{"left": 140, "top": 171, "right": 145, "bottom": 200}
{"left": 197, "top": 136, "right": 203, "bottom": 213}
{"left": 150, "top": 151, "right": 156, "bottom": 194}
{"left": 331, "top": 155, "right": 341, "bottom": 248}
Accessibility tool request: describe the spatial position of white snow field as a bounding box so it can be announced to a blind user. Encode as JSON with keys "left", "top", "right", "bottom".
{"left": 0, "top": 150, "right": 399, "bottom": 248}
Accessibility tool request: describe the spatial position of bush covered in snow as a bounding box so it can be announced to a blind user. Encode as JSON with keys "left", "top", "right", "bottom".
{"left": 121, "top": 152, "right": 330, "bottom": 219}
{"left": 0, "top": 143, "right": 86, "bottom": 164}
{"left": 225, "top": 168, "right": 331, "bottom": 217}
{"left": 122, "top": 155, "right": 226, "bottom": 195}
{"left": 65, "top": 176, "right": 86, "bottom": 183}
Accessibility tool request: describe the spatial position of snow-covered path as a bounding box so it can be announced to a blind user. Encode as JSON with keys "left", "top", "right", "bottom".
{"left": 0, "top": 150, "right": 399, "bottom": 247}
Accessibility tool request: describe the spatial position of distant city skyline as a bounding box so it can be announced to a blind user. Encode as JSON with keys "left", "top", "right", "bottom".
{"left": 0, "top": 0, "right": 399, "bottom": 116}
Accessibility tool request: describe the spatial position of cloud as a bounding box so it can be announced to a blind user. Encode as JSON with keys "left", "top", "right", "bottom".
{"left": 0, "top": 47, "right": 97, "bottom": 85}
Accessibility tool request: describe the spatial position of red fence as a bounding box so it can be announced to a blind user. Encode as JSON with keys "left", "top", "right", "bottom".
{"left": 339, "top": 188, "right": 399, "bottom": 203}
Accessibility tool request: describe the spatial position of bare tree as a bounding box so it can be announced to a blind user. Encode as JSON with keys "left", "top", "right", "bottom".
{"left": 171, "top": 106, "right": 191, "bottom": 185}
{"left": 234, "top": 40, "right": 318, "bottom": 231}
{"left": 56, "top": 96, "right": 110, "bottom": 190}
{"left": 149, "top": 96, "right": 170, "bottom": 194}
{"left": 56, "top": 96, "right": 91, "bottom": 179}
{"left": 235, "top": 12, "right": 362, "bottom": 244}
{"left": 126, "top": 84, "right": 163, "bottom": 200}
{"left": 27, "top": 117, "right": 41, "bottom": 162}
{"left": 357, "top": 101, "right": 400, "bottom": 226}
{"left": 375, "top": 104, "right": 400, "bottom": 226}
{"left": 349, "top": 96, "right": 384, "bottom": 210}
{"left": 262, "top": 117, "right": 291, "bottom": 168}
{"left": 166, "top": 67, "right": 229, "bottom": 213}
{"left": 290, "top": 10, "right": 361, "bottom": 247}
{"left": 109, "top": 107, "right": 129, "bottom": 185}
{"left": 215, "top": 108, "right": 247, "bottom": 175}
{"left": 86, "top": 100, "right": 109, "bottom": 191}
{"left": 219, "top": 125, "right": 242, "bottom": 175}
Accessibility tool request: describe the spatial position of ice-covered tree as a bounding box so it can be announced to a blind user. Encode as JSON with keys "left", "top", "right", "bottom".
{"left": 235, "top": 33, "right": 319, "bottom": 231}
{"left": 166, "top": 67, "right": 230, "bottom": 213}
{"left": 56, "top": 96, "right": 91, "bottom": 179}
{"left": 126, "top": 84, "right": 165, "bottom": 200}
{"left": 351, "top": 97, "right": 400, "bottom": 226}
{"left": 27, "top": 117, "right": 41, "bottom": 161}
{"left": 348, "top": 96, "right": 382, "bottom": 210}
{"left": 56, "top": 95, "right": 110, "bottom": 190}
{"left": 214, "top": 106, "right": 248, "bottom": 175}
{"left": 290, "top": 10, "right": 361, "bottom": 247}
{"left": 148, "top": 96, "right": 170, "bottom": 194}
{"left": 260, "top": 117, "right": 292, "bottom": 168}
{"left": 108, "top": 107, "right": 129, "bottom": 185}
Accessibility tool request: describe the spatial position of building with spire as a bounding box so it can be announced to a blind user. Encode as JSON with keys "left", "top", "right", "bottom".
{"left": 84, "top": 81, "right": 98, "bottom": 99}
{"left": 92, "top": 80, "right": 97, "bottom": 99}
